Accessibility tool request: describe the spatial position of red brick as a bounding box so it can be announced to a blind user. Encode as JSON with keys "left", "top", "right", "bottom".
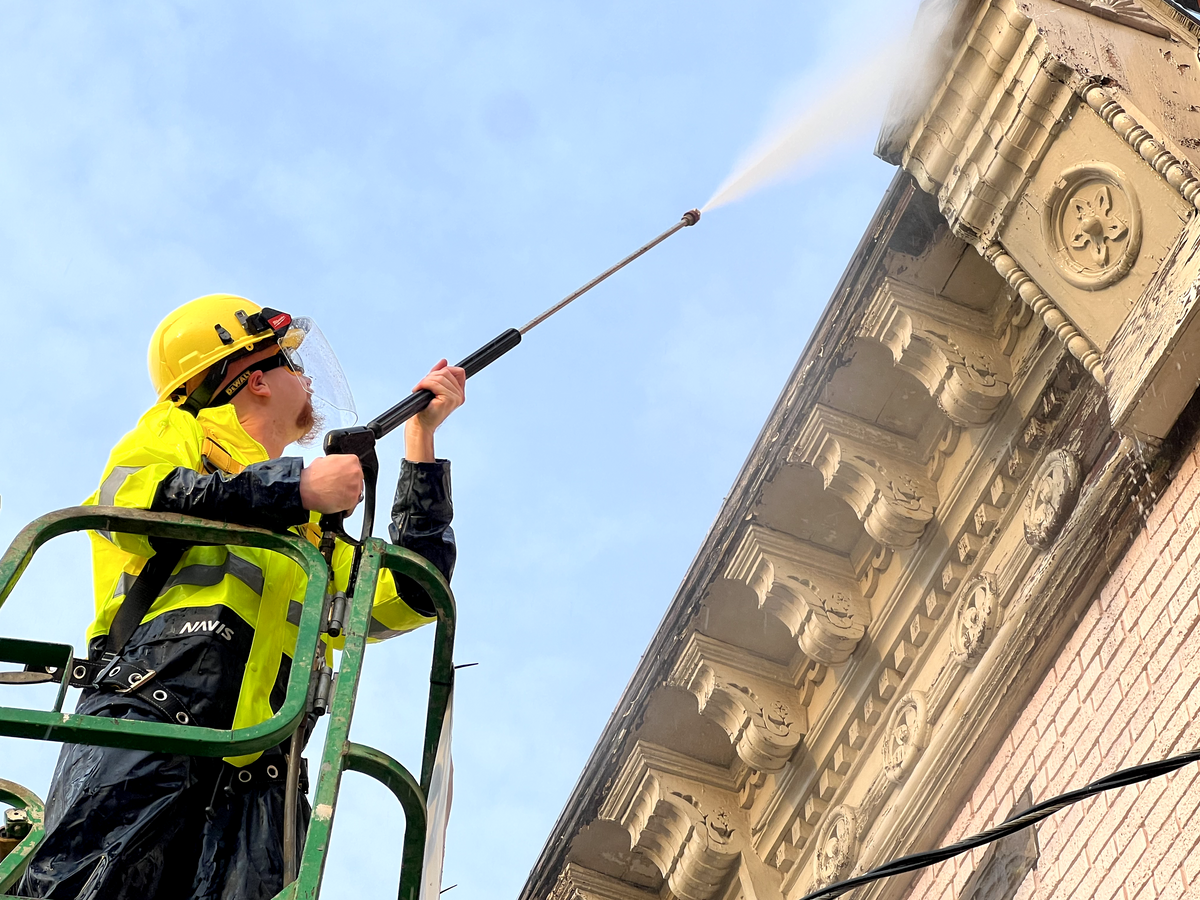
{"left": 1033, "top": 730, "right": 1061, "bottom": 773}
{"left": 1011, "top": 716, "right": 1041, "bottom": 766}
{"left": 1155, "top": 559, "right": 1192, "bottom": 620}
{"left": 1146, "top": 486, "right": 1178, "bottom": 541}
{"left": 1115, "top": 528, "right": 1148, "bottom": 576}
{"left": 1152, "top": 870, "right": 1186, "bottom": 900}
{"left": 1124, "top": 538, "right": 1159, "bottom": 595}
{"left": 1093, "top": 632, "right": 1139, "bottom": 701}
{"left": 1089, "top": 679, "right": 1124, "bottom": 736}
{"left": 1072, "top": 745, "right": 1107, "bottom": 786}
{"left": 1094, "top": 827, "right": 1150, "bottom": 900}
{"left": 1153, "top": 675, "right": 1200, "bottom": 757}
{"left": 1077, "top": 654, "right": 1105, "bottom": 699}
{"left": 1101, "top": 720, "right": 1133, "bottom": 762}
{"left": 1045, "top": 803, "right": 1089, "bottom": 868}
{"left": 1037, "top": 854, "right": 1067, "bottom": 897}
{"left": 1055, "top": 847, "right": 1094, "bottom": 899}
{"left": 1138, "top": 579, "right": 1183, "bottom": 649}
{"left": 951, "top": 852, "right": 975, "bottom": 895}
{"left": 1174, "top": 621, "right": 1200, "bottom": 669}
{"left": 1171, "top": 768, "right": 1200, "bottom": 829}
{"left": 1092, "top": 608, "right": 1126, "bottom": 666}
{"left": 1142, "top": 552, "right": 1177, "bottom": 600}
{"left": 1172, "top": 460, "right": 1200, "bottom": 514}
{"left": 1108, "top": 786, "right": 1153, "bottom": 856}
{"left": 1124, "top": 585, "right": 1153, "bottom": 634}
{"left": 1087, "top": 781, "right": 1140, "bottom": 863}
{"left": 1184, "top": 677, "right": 1200, "bottom": 720}
{"left": 1168, "top": 579, "right": 1200, "bottom": 632}
{"left": 1183, "top": 839, "right": 1200, "bottom": 886}
{"left": 1075, "top": 795, "right": 1112, "bottom": 863}
{"left": 1170, "top": 521, "right": 1191, "bottom": 561}
{"left": 1143, "top": 769, "right": 1194, "bottom": 838}
{"left": 1119, "top": 656, "right": 1152, "bottom": 707}
{"left": 1057, "top": 688, "right": 1084, "bottom": 738}
{"left": 1128, "top": 669, "right": 1173, "bottom": 740}
{"left": 1148, "top": 633, "right": 1187, "bottom": 683}
{"left": 1127, "top": 806, "right": 1182, "bottom": 891}
{"left": 1060, "top": 713, "right": 1095, "bottom": 768}
{"left": 1040, "top": 659, "right": 1067, "bottom": 701}
{"left": 1098, "top": 579, "right": 1129, "bottom": 615}
{"left": 1129, "top": 875, "right": 1161, "bottom": 900}
{"left": 1085, "top": 868, "right": 1127, "bottom": 900}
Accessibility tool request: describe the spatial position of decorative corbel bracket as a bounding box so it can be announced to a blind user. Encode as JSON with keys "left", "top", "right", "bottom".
{"left": 862, "top": 278, "right": 1011, "bottom": 426}
{"left": 670, "top": 633, "right": 807, "bottom": 774}
{"left": 726, "top": 524, "right": 871, "bottom": 665}
{"left": 791, "top": 406, "right": 939, "bottom": 550}
{"left": 600, "top": 742, "right": 785, "bottom": 900}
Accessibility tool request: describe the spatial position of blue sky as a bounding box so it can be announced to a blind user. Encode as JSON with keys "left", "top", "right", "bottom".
{"left": 0, "top": 3, "right": 922, "bottom": 897}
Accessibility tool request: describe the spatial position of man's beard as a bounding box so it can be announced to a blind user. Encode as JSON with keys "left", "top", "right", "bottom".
{"left": 296, "top": 397, "right": 324, "bottom": 447}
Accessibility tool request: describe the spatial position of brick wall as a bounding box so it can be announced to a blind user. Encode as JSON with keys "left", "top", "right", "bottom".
{"left": 906, "top": 441, "right": 1200, "bottom": 900}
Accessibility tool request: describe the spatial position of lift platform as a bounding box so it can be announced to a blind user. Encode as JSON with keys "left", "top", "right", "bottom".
{"left": 0, "top": 505, "right": 455, "bottom": 900}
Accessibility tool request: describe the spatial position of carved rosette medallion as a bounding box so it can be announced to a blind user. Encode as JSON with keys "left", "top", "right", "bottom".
{"left": 882, "top": 692, "right": 930, "bottom": 785}
{"left": 1042, "top": 163, "right": 1141, "bottom": 290}
{"left": 951, "top": 575, "right": 998, "bottom": 667}
{"left": 814, "top": 806, "right": 859, "bottom": 887}
{"left": 1024, "top": 449, "right": 1082, "bottom": 549}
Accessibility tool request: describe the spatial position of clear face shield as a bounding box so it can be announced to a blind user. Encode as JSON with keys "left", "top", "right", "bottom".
{"left": 277, "top": 317, "right": 358, "bottom": 442}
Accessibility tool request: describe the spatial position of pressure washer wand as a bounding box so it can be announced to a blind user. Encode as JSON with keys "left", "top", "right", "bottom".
{"left": 368, "top": 207, "right": 702, "bottom": 437}
{"left": 319, "top": 207, "right": 701, "bottom": 550}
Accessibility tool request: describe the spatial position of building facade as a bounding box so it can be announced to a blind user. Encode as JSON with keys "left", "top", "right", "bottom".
{"left": 521, "top": 3, "right": 1200, "bottom": 900}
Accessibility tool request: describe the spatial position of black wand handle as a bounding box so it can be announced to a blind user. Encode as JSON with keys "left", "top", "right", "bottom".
{"left": 368, "top": 328, "right": 522, "bottom": 437}
{"left": 318, "top": 327, "right": 523, "bottom": 547}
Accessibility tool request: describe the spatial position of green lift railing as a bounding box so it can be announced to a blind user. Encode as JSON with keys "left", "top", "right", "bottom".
{"left": 0, "top": 506, "right": 456, "bottom": 900}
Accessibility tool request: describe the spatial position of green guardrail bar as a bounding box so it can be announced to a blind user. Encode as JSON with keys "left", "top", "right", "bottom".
{"left": 0, "top": 779, "right": 45, "bottom": 893}
{"left": 0, "top": 507, "right": 456, "bottom": 900}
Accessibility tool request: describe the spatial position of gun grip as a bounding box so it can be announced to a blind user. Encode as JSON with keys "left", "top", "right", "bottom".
{"left": 320, "top": 425, "right": 381, "bottom": 546}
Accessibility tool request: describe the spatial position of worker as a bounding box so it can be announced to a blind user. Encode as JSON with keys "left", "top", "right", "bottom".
{"left": 18, "top": 294, "right": 466, "bottom": 899}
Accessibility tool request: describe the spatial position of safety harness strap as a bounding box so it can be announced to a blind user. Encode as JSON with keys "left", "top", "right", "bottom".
{"left": 94, "top": 659, "right": 193, "bottom": 726}
{"left": 104, "top": 538, "right": 186, "bottom": 660}
{"left": 201, "top": 434, "right": 246, "bottom": 476}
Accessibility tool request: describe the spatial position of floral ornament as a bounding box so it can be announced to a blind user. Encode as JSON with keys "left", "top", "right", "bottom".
{"left": 951, "top": 575, "right": 998, "bottom": 667}
{"left": 882, "top": 692, "right": 930, "bottom": 784}
{"left": 815, "top": 807, "right": 859, "bottom": 886}
{"left": 1024, "top": 450, "right": 1082, "bottom": 549}
{"left": 1043, "top": 163, "right": 1141, "bottom": 290}
{"left": 1068, "top": 185, "right": 1128, "bottom": 266}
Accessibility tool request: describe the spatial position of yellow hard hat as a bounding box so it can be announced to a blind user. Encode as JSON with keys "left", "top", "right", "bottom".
{"left": 148, "top": 294, "right": 294, "bottom": 409}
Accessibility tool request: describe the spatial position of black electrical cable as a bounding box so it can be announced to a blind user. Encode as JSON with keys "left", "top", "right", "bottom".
{"left": 797, "top": 745, "right": 1200, "bottom": 900}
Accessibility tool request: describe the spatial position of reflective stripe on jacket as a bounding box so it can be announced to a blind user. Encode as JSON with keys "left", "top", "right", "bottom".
{"left": 83, "top": 401, "right": 443, "bottom": 765}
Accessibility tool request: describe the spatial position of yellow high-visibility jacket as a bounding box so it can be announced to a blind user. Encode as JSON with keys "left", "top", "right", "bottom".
{"left": 82, "top": 401, "right": 448, "bottom": 765}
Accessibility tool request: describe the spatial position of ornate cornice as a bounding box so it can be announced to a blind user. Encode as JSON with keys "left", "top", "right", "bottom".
{"left": 792, "top": 406, "right": 939, "bottom": 550}
{"left": 725, "top": 525, "right": 870, "bottom": 665}
{"left": 1051, "top": 0, "right": 1172, "bottom": 38}
{"left": 1077, "top": 83, "right": 1200, "bottom": 211}
{"left": 982, "top": 243, "right": 1106, "bottom": 385}
{"left": 899, "top": 0, "right": 1077, "bottom": 247}
{"left": 524, "top": 7, "right": 1200, "bottom": 900}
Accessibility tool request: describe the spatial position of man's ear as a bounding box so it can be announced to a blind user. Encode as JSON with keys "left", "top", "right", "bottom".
{"left": 244, "top": 369, "right": 272, "bottom": 399}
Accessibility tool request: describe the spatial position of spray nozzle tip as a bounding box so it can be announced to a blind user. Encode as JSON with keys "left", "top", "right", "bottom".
{"left": 681, "top": 208, "right": 701, "bottom": 226}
